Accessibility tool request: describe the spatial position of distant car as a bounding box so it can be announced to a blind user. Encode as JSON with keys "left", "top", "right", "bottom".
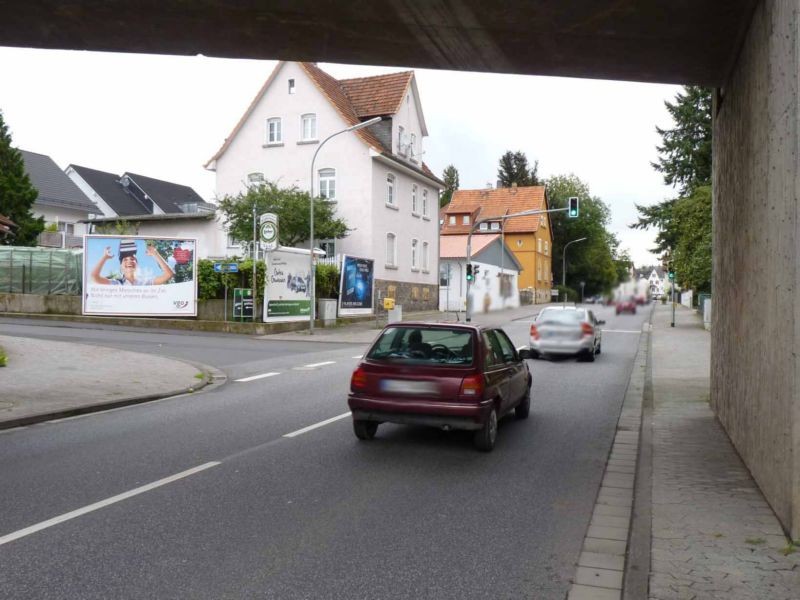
{"left": 616, "top": 299, "right": 637, "bottom": 315}
{"left": 348, "top": 322, "right": 532, "bottom": 451}
{"left": 528, "top": 306, "right": 604, "bottom": 361}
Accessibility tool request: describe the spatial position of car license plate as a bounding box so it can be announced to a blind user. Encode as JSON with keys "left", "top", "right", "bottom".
{"left": 381, "top": 379, "right": 436, "bottom": 394}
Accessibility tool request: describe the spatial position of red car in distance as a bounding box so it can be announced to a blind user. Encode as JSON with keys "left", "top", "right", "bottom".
{"left": 348, "top": 323, "right": 532, "bottom": 451}
{"left": 616, "top": 298, "right": 637, "bottom": 315}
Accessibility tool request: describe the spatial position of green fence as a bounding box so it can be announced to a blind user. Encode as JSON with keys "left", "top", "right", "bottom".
{"left": 0, "top": 246, "right": 83, "bottom": 295}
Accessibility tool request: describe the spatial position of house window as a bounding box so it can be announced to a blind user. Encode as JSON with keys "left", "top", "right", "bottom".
{"left": 267, "top": 117, "right": 282, "bottom": 144}
{"left": 318, "top": 168, "right": 336, "bottom": 200}
{"left": 538, "top": 238, "right": 543, "bottom": 252}
{"left": 227, "top": 234, "right": 242, "bottom": 248}
{"left": 410, "top": 133, "right": 417, "bottom": 160}
{"left": 247, "top": 172, "right": 265, "bottom": 186}
{"left": 449, "top": 215, "right": 456, "bottom": 225}
{"left": 301, "top": 113, "right": 317, "bottom": 141}
{"left": 397, "top": 126, "right": 405, "bottom": 155}
{"left": 544, "top": 240, "right": 549, "bottom": 255}
{"left": 439, "top": 263, "right": 449, "bottom": 287}
{"left": 386, "top": 173, "right": 396, "bottom": 206}
{"left": 386, "top": 233, "right": 397, "bottom": 266}
{"left": 422, "top": 190, "right": 429, "bottom": 217}
{"left": 462, "top": 215, "right": 470, "bottom": 225}
{"left": 411, "top": 185, "right": 418, "bottom": 214}
{"left": 288, "top": 79, "right": 296, "bottom": 94}
{"left": 490, "top": 221, "right": 500, "bottom": 231}
{"left": 479, "top": 222, "right": 488, "bottom": 231}
{"left": 318, "top": 239, "right": 335, "bottom": 258}
{"left": 411, "top": 238, "right": 419, "bottom": 270}
{"left": 422, "top": 241, "right": 429, "bottom": 271}
{"left": 57, "top": 222, "right": 75, "bottom": 234}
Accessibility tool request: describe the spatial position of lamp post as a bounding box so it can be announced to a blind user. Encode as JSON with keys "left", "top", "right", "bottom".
{"left": 562, "top": 237, "right": 587, "bottom": 307}
{"left": 308, "top": 116, "right": 382, "bottom": 334}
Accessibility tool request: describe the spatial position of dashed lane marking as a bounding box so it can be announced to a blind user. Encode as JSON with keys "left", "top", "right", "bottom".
{"left": 283, "top": 412, "right": 351, "bottom": 438}
{"left": 235, "top": 372, "right": 280, "bottom": 383}
{"left": 294, "top": 361, "right": 337, "bottom": 370}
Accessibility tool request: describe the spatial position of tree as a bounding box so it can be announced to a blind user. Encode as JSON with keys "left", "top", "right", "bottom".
{"left": 218, "top": 181, "right": 349, "bottom": 248}
{"left": 652, "top": 86, "right": 712, "bottom": 196}
{"left": 547, "top": 174, "right": 619, "bottom": 296}
{"left": 440, "top": 164, "right": 459, "bottom": 207}
{"left": 0, "top": 110, "right": 43, "bottom": 246}
{"left": 497, "top": 150, "right": 541, "bottom": 188}
{"left": 672, "top": 186, "right": 712, "bottom": 292}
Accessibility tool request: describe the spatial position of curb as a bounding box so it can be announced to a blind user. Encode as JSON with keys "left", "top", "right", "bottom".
{"left": 566, "top": 305, "right": 653, "bottom": 600}
{"left": 0, "top": 358, "right": 227, "bottom": 431}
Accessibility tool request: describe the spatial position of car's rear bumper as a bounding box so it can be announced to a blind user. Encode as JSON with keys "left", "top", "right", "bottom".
{"left": 531, "top": 337, "right": 593, "bottom": 355}
{"left": 348, "top": 395, "right": 492, "bottom": 431}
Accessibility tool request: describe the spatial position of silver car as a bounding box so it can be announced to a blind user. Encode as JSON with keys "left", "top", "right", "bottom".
{"left": 528, "top": 306, "right": 604, "bottom": 362}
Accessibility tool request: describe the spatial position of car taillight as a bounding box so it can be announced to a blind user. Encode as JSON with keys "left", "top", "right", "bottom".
{"left": 530, "top": 324, "right": 540, "bottom": 340}
{"left": 581, "top": 323, "right": 594, "bottom": 337}
{"left": 459, "top": 374, "right": 485, "bottom": 400}
{"left": 351, "top": 367, "right": 367, "bottom": 391}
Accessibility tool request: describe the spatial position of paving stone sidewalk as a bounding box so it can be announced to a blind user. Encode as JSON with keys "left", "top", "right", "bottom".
{"left": 649, "top": 304, "right": 800, "bottom": 599}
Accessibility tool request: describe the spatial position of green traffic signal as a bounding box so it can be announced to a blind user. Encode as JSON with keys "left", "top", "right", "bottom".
{"left": 568, "top": 197, "right": 579, "bottom": 218}
{"left": 466, "top": 263, "right": 474, "bottom": 281}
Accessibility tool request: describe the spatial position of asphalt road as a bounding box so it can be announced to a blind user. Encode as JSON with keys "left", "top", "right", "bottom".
{"left": 0, "top": 305, "right": 648, "bottom": 599}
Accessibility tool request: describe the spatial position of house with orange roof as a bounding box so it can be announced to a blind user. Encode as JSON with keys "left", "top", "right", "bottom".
{"left": 441, "top": 185, "right": 553, "bottom": 303}
{"left": 205, "top": 62, "right": 444, "bottom": 311}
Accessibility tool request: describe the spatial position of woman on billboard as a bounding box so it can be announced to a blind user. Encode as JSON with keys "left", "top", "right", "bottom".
{"left": 90, "top": 239, "right": 175, "bottom": 286}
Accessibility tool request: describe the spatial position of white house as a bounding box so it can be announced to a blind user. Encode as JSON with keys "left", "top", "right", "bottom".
{"left": 646, "top": 268, "right": 666, "bottom": 297}
{"left": 439, "top": 234, "right": 522, "bottom": 313}
{"left": 205, "top": 61, "right": 444, "bottom": 310}
{"left": 68, "top": 165, "right": 231, "bottom": 259}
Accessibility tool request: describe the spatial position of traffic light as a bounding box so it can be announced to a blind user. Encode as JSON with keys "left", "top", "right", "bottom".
{"left": 568, "top": 197, "right": 579, "bottom": 218}
{"left": 668, "top": 269, "right": 675, "bottom": 281}
{"left": 466, "top": 263, "right": 474, "bottom": 281}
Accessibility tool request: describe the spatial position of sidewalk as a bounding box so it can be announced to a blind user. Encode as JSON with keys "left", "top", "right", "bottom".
{"left": 0, "top": 335, "right": 209, "bottom": 429}
{"left": 647, "top": 303, "right": 800, "bottom": 599}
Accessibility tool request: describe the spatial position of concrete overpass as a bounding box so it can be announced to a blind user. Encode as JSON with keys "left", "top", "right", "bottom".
{"left": 3, "top": 1, "right": 797, "bottom": 536}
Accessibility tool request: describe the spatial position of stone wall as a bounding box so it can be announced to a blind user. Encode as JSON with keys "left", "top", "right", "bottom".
{"left": 375, "top": 279, "right": 438, "bottom": 312}
{"left": 712, "top": 0, "right": 799, "bottom": 536}
{"left": 0, "top": 293, "right": 81, "bottom": 315}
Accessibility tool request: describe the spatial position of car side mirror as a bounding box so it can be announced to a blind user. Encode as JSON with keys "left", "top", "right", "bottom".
{"left": 598, "top": 320, "right": 606, "bottom": 325}
{"left": 518, "top": 347, "right": 532, "bottom": 360}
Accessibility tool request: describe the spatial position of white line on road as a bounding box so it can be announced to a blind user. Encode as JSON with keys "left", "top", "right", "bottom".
{"left": 235, "top": 372, "right": 280, "bottom": 383}
{"left": 352, "top": 355, "right": 363, "bottom": 359}
{"left": 283, "top": 412, "right": 351, "bottom": 438}
{"left": 0, "top": 462, "right": 220, "bottom": 547}
{"left": 296, "top": 361, "right": 336, "bottom": 369}
{"left": 603, "top": 330, "right": 642, "bottom": 334}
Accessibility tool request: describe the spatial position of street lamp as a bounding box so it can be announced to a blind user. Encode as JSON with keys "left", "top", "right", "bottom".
{"left": 562, "top": 237, "right": 587, "bottom": 307}
{"left": 309, "top": 116, "right": 382, "bottom": 334}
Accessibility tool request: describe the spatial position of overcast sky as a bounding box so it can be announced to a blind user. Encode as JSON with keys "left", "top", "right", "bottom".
{"left": 1, "top": 46, "right": 680, "bottom": 266}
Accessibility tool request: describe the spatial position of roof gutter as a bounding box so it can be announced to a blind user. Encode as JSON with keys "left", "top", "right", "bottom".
{"left": 371, "top": 151, "right": 444, "bottom": 188}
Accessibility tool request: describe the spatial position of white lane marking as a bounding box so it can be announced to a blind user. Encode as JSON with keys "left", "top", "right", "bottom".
{"left": 235, "top": 372, "right": 280, "bottom": 383}
{"left": 0, "top": 462, "right": 220, "bottom": 547}
{"left": 352, "top": 355, "right": 364, "bottom": 359}
{"left": 283, "top": 412, "right": 351, "bottom": 438}
{"left": 297, "top": 361, "right": 336, "bottom": 369}
{"left": 602, "top": 330, "right": 642, "bottom": 334}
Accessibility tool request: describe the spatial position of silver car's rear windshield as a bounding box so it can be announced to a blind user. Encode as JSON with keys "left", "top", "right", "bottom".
{"left": 367, "top": 327, "right": 474, "bottom": 365}
{"left": 538, "top": 310, "right": 585, "bottom": 325}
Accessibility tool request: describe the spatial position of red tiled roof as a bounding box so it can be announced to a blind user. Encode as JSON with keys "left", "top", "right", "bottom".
{"left": 339, "top": 71, "right": 413, "bottom": 118}
{"left": 441, "top": 186, "right": 548, "bottom": 235}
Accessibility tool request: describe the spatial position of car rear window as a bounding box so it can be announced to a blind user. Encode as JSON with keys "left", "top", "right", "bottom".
{"left": 366, "top": 327, "right": 474, "bottom": 365}
{"left": 537, "top": 310, "right": 585, "bottom": 324}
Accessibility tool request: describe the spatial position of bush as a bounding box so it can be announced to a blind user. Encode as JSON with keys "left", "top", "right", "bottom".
{"left": 315, "top": 263, "right": 340, "bottom": 299}
{"left": 196, "top": 258, "right": 265, "bottom": 300}
{"left": 554, "top": 285, "right": 577, "bottom": 302}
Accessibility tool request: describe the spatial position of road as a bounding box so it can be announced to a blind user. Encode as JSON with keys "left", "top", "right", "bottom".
{"left": 0, "top": 305, "right": 648, "bottom": 599}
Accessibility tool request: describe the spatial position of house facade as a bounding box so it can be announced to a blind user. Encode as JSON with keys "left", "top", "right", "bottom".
{"left": 20, "top": 150, "right": 98, "bottom": 248}
{"left": 205, "top": 61, "right": 444, "bottom": 310}
{"left": 439, "top": 234, "right": 522, "bottom": 313}
{"left": 441, "top": 185, "right": 553, "bottom": 303}
{"left": 67, "top": 165, "right": 230, "bottom": 259}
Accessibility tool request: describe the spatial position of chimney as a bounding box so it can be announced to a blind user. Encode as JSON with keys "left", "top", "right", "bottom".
{"left": 486, "top": 182, "right": 494, "bottom": 189}
{"left": 495, "top": 179, "right": 502, "bottom": 189}
{"left": 511, "top": 182, "right": 518, "bottom": 189}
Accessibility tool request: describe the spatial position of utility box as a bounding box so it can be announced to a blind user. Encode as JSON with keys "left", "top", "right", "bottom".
{"left": 388, "top": 305, "right": 403, "bottom": 324}
{"left": 317, "top": 298, "right": 337, "bottom": 327}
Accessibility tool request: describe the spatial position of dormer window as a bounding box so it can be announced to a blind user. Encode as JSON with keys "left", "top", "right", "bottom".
{"left": 479, "top": 222, "right": 488, "bottom": 231}
{"left": 288, "top": 79, "right": 296, "bottom": 94}
{"left": 462, "top": 215, "right": 470, "bottom": 225}
{"left": 449, "top": 215, "right": 456, "bottom": 225}
{"left": 490, "top": 222, "right": 500, "bottom": 231}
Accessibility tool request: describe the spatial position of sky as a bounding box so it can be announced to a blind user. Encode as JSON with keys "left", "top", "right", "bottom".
{"left": 1, "top": 46, "right": 681, "bottom": 267}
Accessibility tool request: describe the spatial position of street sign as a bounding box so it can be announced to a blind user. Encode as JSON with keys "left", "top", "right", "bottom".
{"left": 551, "top": 289, "right": 559, "bottom": 297}
{"left": 213, "top": 263, "right": 239, "bottom": 273}
{"left": 259, "top": 213, "right": 279, "bottom": 252}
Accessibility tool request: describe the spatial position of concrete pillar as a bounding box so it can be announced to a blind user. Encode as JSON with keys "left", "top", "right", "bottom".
{"left": 712, "top": 0, "right": 800, "bottom": 536}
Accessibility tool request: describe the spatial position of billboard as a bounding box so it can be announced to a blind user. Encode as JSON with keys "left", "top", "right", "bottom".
{"left": 264, "top": 247, "right": 311, "bottom": 322}
{"left": 83, "top": 235, "right": 197, "bottom": 317}
{"left": 338, "top": 255, "right": 374, "bottom": 316}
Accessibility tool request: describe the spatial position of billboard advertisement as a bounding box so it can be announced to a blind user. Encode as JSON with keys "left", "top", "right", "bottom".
{"left": 83, "top": 235, "right": 197, "bottom": 317}
{"left": 338, "top": 255, "right": 374, "bottom": 316}
{"left": 264, "top": 247, "right": 311, "bottom": 322}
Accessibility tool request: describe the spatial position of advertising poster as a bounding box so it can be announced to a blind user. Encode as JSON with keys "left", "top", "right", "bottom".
{"left": 83, "top": 235, "right": 197, "bottom": 317}
{"left": 338, "top": 255, "right": 374, "bottom": 316}
{"left": 263, "top": 247, "right": 311, "bottom": 322}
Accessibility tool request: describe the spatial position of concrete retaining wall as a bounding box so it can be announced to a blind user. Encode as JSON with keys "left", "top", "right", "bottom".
{"left": 712, "top": 0, "right": 800, "bottom": 536}
{"left": 0, "top": 293, "right": 81, "bottom": 315}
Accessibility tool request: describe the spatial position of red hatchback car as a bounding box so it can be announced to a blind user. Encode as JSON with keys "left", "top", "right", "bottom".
{"left": 348, "top": 323, "right": 532, "bottom": 451}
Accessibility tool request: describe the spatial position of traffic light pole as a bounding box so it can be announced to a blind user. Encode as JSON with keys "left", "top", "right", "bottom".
{"left": 465, "top": 206, "right": 571, "bottom": 322}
